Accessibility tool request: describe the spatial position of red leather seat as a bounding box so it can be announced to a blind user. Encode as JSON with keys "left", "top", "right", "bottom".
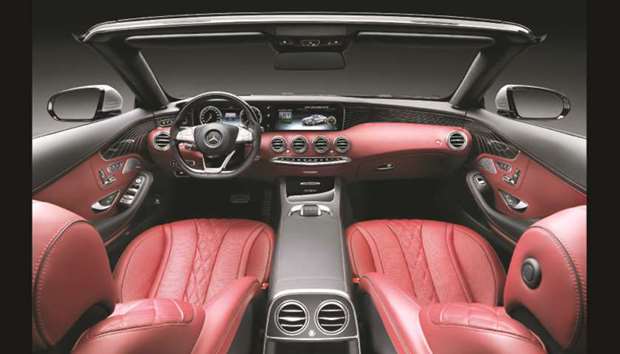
{"left": 114, "top": 218, "right": 274, "bottom": 305}
{"left": 347, "top": 219, "right": 505, "bottom": 306}
{"left": 348, "top": 206, "right": 586, "bottom": 354}
{"left": 32, "top": 200, "right": 275, "bottom": 354}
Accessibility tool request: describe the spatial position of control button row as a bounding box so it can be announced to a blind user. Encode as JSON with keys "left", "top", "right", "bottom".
{"left": 502, "top": 168, "right": 521, "bottom": 186}
{"left": 119, "top": 174, "right": 146, "bottom": 207}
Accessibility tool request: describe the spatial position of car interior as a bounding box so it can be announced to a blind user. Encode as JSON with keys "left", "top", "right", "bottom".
{"left": 32, "top": 13, "right": 586, "bottom": 354}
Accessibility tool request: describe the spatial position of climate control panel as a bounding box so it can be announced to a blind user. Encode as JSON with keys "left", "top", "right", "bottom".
{"left": 268, "top": 135, "right": 351, "bottom": 166}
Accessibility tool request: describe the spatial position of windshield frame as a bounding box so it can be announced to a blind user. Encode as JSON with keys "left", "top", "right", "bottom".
{"left": 80, "top": 12, "right": 540, "bottom": 110}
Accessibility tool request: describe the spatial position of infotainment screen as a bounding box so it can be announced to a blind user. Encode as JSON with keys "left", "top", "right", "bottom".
{"left": 273, "top": 105, "right": 340, "bottom": 131}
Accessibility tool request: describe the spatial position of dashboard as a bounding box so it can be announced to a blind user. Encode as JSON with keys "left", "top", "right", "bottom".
{"left": 150, "top": 98, "right": 472, "bottom": 179}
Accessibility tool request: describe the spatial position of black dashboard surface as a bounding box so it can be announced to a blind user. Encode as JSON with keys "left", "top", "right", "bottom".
{"left": 165, "top": 97, "right": 468, "bottom": 132}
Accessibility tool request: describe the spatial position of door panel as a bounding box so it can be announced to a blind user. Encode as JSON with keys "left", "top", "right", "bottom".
{"left": 475, "top": 152, "right": 586, "bottom": 220}
{"left": 467, "top": 109, "right": 586, "bottom": 190}
{"left": 464, "top": 108, "right": 586, "bottom": 244}
{"left": 32, "top": 109, "right": 152, "bottom": 192}
{"left": 33, "top": 153, "right": 144, "bottom": 220}
{"left": 32, "top": 109, "right": 157, "bottom": 243}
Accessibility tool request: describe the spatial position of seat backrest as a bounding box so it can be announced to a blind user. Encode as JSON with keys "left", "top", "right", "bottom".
{"left": 504, "top": 205, "right": 587, "bottom": 352}
{"left": 32, "top": 200, "right": 116, "bottom": 351}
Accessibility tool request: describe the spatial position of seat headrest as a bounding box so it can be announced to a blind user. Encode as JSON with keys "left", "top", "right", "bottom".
{"left": 504, "top": 205, "right": 586, "bottom": 351}
{"left": 32, "top": 200, "right": 116, "bottom": 351}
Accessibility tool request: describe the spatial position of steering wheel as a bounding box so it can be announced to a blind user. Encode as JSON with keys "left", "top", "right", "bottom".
{"left": 169, "top": 92, "right": 261, "bottom": 179}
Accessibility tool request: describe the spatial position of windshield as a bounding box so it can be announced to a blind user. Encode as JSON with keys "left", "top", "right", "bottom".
{"left": 143, "top": 41, "right": 478, "bottom": 99}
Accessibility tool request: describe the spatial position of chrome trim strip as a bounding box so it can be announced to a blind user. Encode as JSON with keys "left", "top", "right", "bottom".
{"left": 83, "top": 14, "right": 533, "bottom": 41}
{"left": 125, "top": 31, "right": 265, "bottom": 42}
{"left": 270, "top": 156, "right": 351, "bottom": 166}
{"left": 271, "top": 289, "right": 351, "bottom": 302}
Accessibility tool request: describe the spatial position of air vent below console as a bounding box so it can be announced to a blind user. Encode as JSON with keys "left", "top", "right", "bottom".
{"left": 316, "top": 301, "right": 349, "bottom": 335}
{"left": 447, "top": 131, "right": 467, "bottom": 150}
{"left": 291, "top": 136, "right": 308, "bottom": 153}
{"left": 153, "top": 132, "right": 171, "bottom": 151}
{"left": 276, "top": 301, "right": 308, "bottom": 335}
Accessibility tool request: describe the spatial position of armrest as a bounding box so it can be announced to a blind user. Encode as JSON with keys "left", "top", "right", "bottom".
{"left": 72, "top": 277, "right": 261, "bottom": 354}
{"left": 360, "top": 273, "right": 546, "bottom": 354}
{"left": 72, "top": 298, "right": 206, "bottom": 354}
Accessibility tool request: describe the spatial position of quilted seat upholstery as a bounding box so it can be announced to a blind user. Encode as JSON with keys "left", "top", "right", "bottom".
{"left": 114, "top": 218, "right": 275, "bottom": 305}
{"left": 347, "top": 219, "right": 505, "bottom": 306}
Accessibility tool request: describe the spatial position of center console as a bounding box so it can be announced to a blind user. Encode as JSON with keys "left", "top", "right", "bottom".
{"left": 263, "top": 177, "right": 360, "bottom": 354}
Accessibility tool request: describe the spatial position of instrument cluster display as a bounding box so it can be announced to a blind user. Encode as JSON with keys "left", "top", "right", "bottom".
{"left": 194, "top": 104, "right": 262, "bottom": 126}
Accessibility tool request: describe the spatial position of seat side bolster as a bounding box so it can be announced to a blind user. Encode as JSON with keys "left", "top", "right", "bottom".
{"left": 244, "top": 224, "right": 276, "bottom": 284}
{"left": 360, "top": 273, "right": 432, "bottom": 354}
{"left": 191, "top": 276, "right": 260, "bottom": 354}
{"left": 346, "top": 224, "right": 378, "bottom": 277}
{"left": 112, "top": 225, "right": 169, "bottom": 302}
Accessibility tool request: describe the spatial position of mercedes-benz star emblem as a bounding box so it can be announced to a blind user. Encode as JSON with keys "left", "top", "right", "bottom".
{"left": 205, "top": 131, "right": 223, "bottom": 148}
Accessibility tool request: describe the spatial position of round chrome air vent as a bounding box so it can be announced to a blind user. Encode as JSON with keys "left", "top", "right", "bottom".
{"left": 271, "top": 136, "right": 287, "bottom": 153}
{"left": 291, "top": 136, "right": 308, "bottom": 153}
{"left": 275, "top": 301, "right": 308, "bottom": 335}
{"left": 315, "top": 300, "right": 349, "bottom": 335}
{"left": 153, "top": 131, "right": 171, "bottom": 151}
{"left": 447, "top": 131, "right": 468, "bottom": 150}
{"left": 313, "top": 136, "right": 329, "bottom": 153}
{"left": 334, "top": 137, "right": 350, "bottom": 153}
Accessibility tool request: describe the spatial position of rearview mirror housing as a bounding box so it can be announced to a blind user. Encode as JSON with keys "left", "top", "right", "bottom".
{"left": 47, "top": 85, "right": 123, "bottom": 121}
{"left": 495, "top": 85, "right": 570, "bottom": 120}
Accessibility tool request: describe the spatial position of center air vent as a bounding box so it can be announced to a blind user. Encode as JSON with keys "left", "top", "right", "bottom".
{"left": 447, "top": 131, "right": 467, "bottom": 150}
{"left": 316, "top": 301, "right": 349, "bottom": 335}
{"left": 313, "top": 136, "right": 329, "bottom": 153}
{"left": 153, "top": 132, "right": 171, "bottom": 151}
{"left": 291, "top": 136, "right": 308, "bottom": 153}
{"left": 271, "top": 136, "right": 287, "bottom": 153}
{"left": 334, "top": 137, "right": 350, "bottom": 153}
{"left": 276, "top": 301, "right": 308, "bottom": 335}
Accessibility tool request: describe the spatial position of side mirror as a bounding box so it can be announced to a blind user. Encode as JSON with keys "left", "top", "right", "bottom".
{"left": 495, "top": 85, "right": 570, "bottom": 120}
{"left": 47, "top": 85, "right": 123, "bottom": 121}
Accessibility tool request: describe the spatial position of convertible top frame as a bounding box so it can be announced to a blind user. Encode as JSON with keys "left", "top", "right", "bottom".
{"left": 79, "top": 12, "right": 544, "bottom": 110}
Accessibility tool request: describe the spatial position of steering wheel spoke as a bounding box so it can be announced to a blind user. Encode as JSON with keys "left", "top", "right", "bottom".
{"left": 203, "top": 150, "right": 237, "bottom": 174}
{"left": 175, "top": 126, "right": 196, "bottom": 143}
{"left": 235, "top": 126, "right": 254, "bottom": 144}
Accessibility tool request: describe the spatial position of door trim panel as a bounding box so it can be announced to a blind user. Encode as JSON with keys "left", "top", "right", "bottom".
{"left": 466, "top": 108, "right": 586, "bottom": 191}
{"left": 32, "top": 109, "right": 153, "bottom": 192}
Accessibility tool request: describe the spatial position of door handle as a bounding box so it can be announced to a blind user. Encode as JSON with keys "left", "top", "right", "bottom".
{"left": 498, "top": 190, "right": 528, "bottom": 212}
{"left": 465, "top": 171, "right": 533, "bottom": 240}
{"left": 91, "top": 191, "right": 119, "bottom": 212}
{"left": 376, "top": 163, "right": 395, "bottom": 171}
